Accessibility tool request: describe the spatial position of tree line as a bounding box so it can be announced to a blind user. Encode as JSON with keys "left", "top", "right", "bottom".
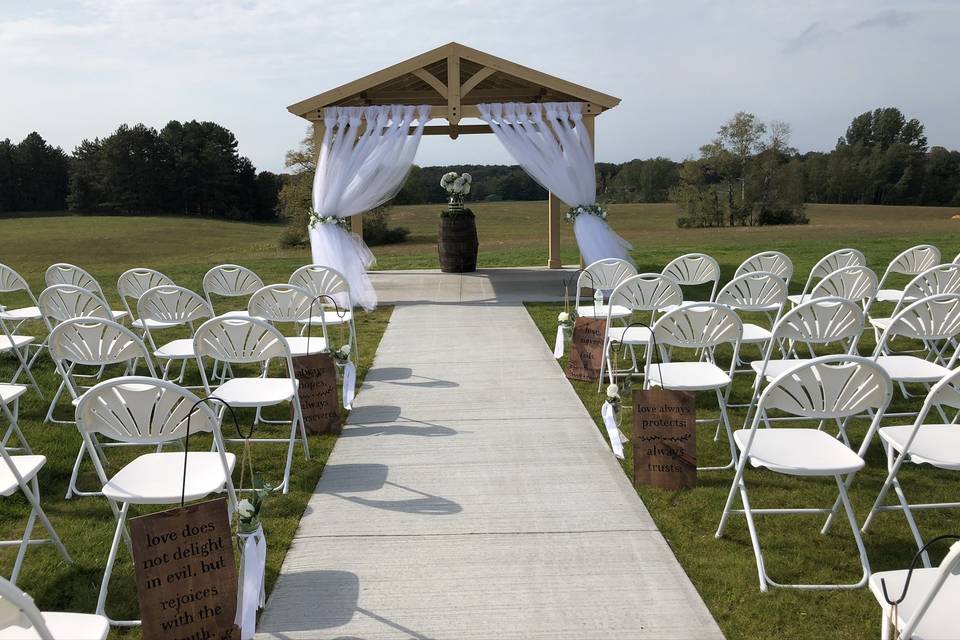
{"left": 1, "top": 121, "right": 281, "bottom": 220}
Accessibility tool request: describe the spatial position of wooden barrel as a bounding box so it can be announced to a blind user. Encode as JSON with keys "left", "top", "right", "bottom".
{"left": 438, "top": 213, "right": 479, "bottom": 273}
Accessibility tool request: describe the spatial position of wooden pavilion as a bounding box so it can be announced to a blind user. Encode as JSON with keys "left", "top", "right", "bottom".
{"left": 287, "top": 42, "right": 620, "bottom": 268}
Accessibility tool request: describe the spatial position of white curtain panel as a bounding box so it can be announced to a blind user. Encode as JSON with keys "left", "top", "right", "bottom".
{"left": 478, "top": 102, "right": 633, "bottom": 265}
{"left": 310, "top": 104, "right": 431, "bottom": 310}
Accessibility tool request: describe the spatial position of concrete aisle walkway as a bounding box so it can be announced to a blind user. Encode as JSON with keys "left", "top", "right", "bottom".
{"left": 256, "top": 270, "right": 724, "bottom": 640}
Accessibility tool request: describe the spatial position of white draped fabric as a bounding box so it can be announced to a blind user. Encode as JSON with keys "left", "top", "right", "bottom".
{"left": 310, "top": 104, "right": 431, "bottom": 310}
{"left": 477, "top": 102, "right": 633, "bottom": 265}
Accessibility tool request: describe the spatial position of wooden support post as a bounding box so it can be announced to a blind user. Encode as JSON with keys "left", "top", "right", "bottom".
{"left": 580, "top": 114, "right": 596, "bottom": 269}
{"left": 548, "top": 192, "right": 562, "bottom": 269}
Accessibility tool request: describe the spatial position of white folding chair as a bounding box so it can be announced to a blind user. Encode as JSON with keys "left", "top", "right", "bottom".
{"left": 202, "top": 264, "right": 264, "bottom": 318}
{"left": 43, "top": 265, "right": 125, "bottom": 321}
{"left": 75, "top": 377, "right": 237, "bottom": 626}
{"left": 194, "top": 316, "right": 308, "bottom": 494}
{"left": 869, "top": 263, "right": 960, "bottom": 336}
{"left": 137, "top": 285, "right": 213, "bottom": 384}
{"left": 872, "top": 294, "right": 960, "bottom": 412}
{"left": 116, "top": 268, "right": 174, "bottom": 332}
{"left": 734, "top": 251, "right": 794, "bottom": 284}
{"left": 0, "top": 576, "right": 108, "bottom": 639}
{"left": 0, "top": 383, "right": 30, "bottom": 457}
{"left": 715, "top": 271, "right": 788, "bottom": 357}
{"left": 48, "top": 318, "right": 157, "bottom": 499}
{"left": 0, "top": 264, "right": 42, "bottom": 331}
{"left": 788, "top": 248, "right": 866, "bottom": 306}
{"left": 661, "top": 253, "right": 720, "bottom": 306}
{"left": 809, "top": 265, "right": 880, "bottom": 318}
{"left": 248, "top": 284, "right": 329, "bottom": 358}
{"left": 0, "top": 317, "right": 39, "bottom": 398}
{"left": 716, "top": 355, "right": 893, "bottom": 591}
{"left": 572, "top": 259, "right": 638, "bottom": 321}
{"left": 862, "top": 368, "right": 960, "bottom": 566}
{"left": 598, "top": 273, "right": 682, "bottom": 388}
{"left": 876, "top": 244, "right": 941, "bottom": 304}
{"left": 289, "top": 265, "right": 360, "bottom": 358}
{"left": 869, "top": 540, "right": 960, "bottom": 640}
{"left": 646, "top": 302, "right": 743, "bottom": 471}
{"left": 0, "top": 436, "right": 71, "bottom": 586}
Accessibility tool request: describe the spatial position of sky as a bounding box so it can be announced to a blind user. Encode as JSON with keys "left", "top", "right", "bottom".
{"left": 1, "top": 0, "right": 958, "bottom": 174}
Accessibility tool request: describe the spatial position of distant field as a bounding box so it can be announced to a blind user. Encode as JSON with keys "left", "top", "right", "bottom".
{"left": 2, "top": 203, "right": 959, "bottom": 289}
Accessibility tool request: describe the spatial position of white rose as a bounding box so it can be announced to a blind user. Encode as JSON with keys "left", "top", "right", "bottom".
{"left": 237, "top": 499, "right": 255, "bottom": 519}
{"left": 340, "top": 344, "right": 351, "bottom": 356}
{"left": 462, "top": 173, "right": 472, "bottom": 183}
{"left": 606, "top": 384, "right": 620, "bottom": 399}
{"left": 462, "top": 183, "right": 471, "bottom": 195}
{"left": 558, "top": 312, "right": 569, "bottom": 323}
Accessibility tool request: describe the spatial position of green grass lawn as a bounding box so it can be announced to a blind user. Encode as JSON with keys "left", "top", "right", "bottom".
{"left": 2, "top": 203, "right": 960, "bottom": 638}
{"left": 526, "top": 292, "right": 959, "bottom": 639}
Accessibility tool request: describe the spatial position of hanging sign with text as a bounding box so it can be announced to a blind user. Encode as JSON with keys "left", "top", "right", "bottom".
{"left": 632, "top": 388, "right": 697, "bottom": 490}
{"left": 565, "top": 317, "right": 607, "bottom": 382}
{"left": 292, "top": 352, "right": 341, "bottom": 434}
{"left": 129, "top": 497, "right": 240, "bottom": 640}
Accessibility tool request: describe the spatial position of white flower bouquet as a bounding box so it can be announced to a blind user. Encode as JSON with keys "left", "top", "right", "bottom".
{"left": 605, "top": 383, "right": 622, "bottom": 414}
{"left": 332, "top": 343, "right": 351, "bottom": 364}
{"left": 236, "top": 482, "right": 271, "bottom": 535}
{"left": 557, "top": 310, "right": 575, "bottom": 330}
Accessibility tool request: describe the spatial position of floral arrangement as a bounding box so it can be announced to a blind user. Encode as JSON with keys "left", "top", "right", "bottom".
{"left": 440, "top": 172, "right": 472, "bottom": 209}
{"left": 605, "top": 383, "right": 622, "bottom": 414}
{"left": 308, "top": 210, "right": 351, "bottom": 230}
{"left": 565, "top": 203, "right": 608, "bottom": 223}
{"left": 557, "top": 310, "right": 575, "bottom": 331}
{"left": 236, "top": 482, "right": 271, "bottom": 535}
{"left": 331, "top": 343, "right": 352, "bottom": 364}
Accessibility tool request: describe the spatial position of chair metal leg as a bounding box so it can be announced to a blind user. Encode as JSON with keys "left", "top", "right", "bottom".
{"left": 97, "top": 501, "right": 139, "bottom": 626}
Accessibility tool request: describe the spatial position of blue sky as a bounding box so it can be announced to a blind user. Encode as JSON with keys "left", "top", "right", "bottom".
{"left": 1, "top": 0, "right": 958, "bottom": 173}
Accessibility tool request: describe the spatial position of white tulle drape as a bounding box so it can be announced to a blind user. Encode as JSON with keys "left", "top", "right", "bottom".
{"left": 310, "top": 104, "right": 431, "bottom": 310}
{"left": 477, "top": 102, "right": 633, "bottom": 265}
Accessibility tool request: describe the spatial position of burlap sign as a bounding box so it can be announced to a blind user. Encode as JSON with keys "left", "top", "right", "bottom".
{"left": 565, "top": 317, "right": 607, "bottom": 382}
{"left": 129, "top": 497, "right": 240, "bottom": 640}
{"left": 292, "top": 352, "right": 341, "bottom": 434}
{"left": 632, "top": 388, "right": 697, "bottom": 490}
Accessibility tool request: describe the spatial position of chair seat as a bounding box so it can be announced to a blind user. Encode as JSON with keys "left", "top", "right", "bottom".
{"left": 222, "top": 310, "right": 251, "bottom": 318}
{"left": 0, "top": 306, "right": 41, "bottom": 322}
{"left": 0, "top": 384, "right": 27, "bottom": 404}
{"left": 880, "top": 425, "right": 960, "bottom": 469}
{"left": 869, "top": 316, "right": 892, "bottom": 332}
{"left": 0, "top": 611, "right": 109, "bottom": 640}
{"left": 646, "top": 361, "right": 731, "bottom": 390}
{"left": 0, "top": 455, "right": 45, "bottom": 497}
{"left": 131, "top": 317, "right": 179, "bottom": 330}
{"left": 741, "top": 323, "right": 772, "bottom": 344}
{"left": 606, "top": 325, "right": 651, "bottom": 345}
{"left": 108, "top": 310, "right": 127, "bottom": 321}
{"left": 211, "top": 377, "right": 297, "bottom": 408}
{"left": 658, "top": 301, "right": 711, "bottom": 315}
{"left": 300, "top": 310, "right": 354, "bottom": 326}
{"left": 575, "top": 304, "right": 631, "bottom": 320}
{"left": 103, "top": 452, "right": 236, "bottom": 504}
{"left": 875, "top": 355, "right": 952, "bottom": 383}
{"left": 153, "top": 338, "right": 195, "bottom": 360}
{"left": 750, "top": 358, "right": 811, "bottom": 380}
{"left": 869, "top": 568, "right": 959, "bottom": 640}
{"left": 0, "top": 335, "right": 33, "bottom": 352}
{"left": 787, "top": 293, "right": 811, "bottom": 306}
{"left": 734, "top": 429, "right": 864, "bottom": 476}
{"left": 875, "top": 288, "right": 904, "bottom": 303}
{"left": 285, "top": 336, "right": 328, "bottom": 357}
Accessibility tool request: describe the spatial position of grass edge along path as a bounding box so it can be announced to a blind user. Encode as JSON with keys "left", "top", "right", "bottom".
{"left": 525, "top": 301, "right": 959, "bottom": 640}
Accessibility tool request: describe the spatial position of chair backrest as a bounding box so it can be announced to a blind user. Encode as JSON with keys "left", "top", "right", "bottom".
{"left": 203, "top": 264, "right": 264, "bottom": 306}
{"left": 248, "top": 284, "right": 316, "bottom": 323}
{"left": 801, "top": 248, "right": 865, "bottom": 295}
{"left": 651, "top": 302, "right": 743, "bottom": 350}
{"left": 757, "top": 355, "right": 892, "bottom": 421}
{"left": 876, "top": 293, "right": 960, "bottom": 347}
{"left": 0, "top": 263, "right": 31, "bottom": 295}
{"left": 38, "top": 284, "right": 113, "bottom": 325}
{"left": 810, "top": 266, "right": 879, "bottom": 307}
{"left": 734, "top": 251, "right": 794, "bottom": 282}
{"left": 289, "top": 264, "right": 353, "bottom": 309}
{"left": 901, "top": 264, "right": 960, "bottom": 302}
{"left": 193, "top": 316, "right": 291, "bottom": 365}
{"left": 883, "top": 244, "right": 941, "bottom": 278}
{"left": 0, "top": 577, "right": 54, "bottom": 640}
{"left": 662, "top": 253, "right": 721, "bottom": 300}
{"left": 770, "top": 297, "right": 865, "bottom": 347}
{"left": 898, "top": 540, "right": 960, "bottom": 640}
{"left": 117, "top": 268, "right": 174, "bottom": 315}
{"left": 576, "top": 259, "right": 637, "bottom": 294}
{"left": 138, "top": 285, "right": 213, "bottom": 326}
{"left": 608, "top": 273, "right": 682, "bottom": 314}
{"left": 45, "top": 263, "right": 103, "bottom": 296}
{"left": 49, "top": 317, "right": 155, "bottom": 373}
{"left": 716, "top": 271, "right": 788, "bottom": 313}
